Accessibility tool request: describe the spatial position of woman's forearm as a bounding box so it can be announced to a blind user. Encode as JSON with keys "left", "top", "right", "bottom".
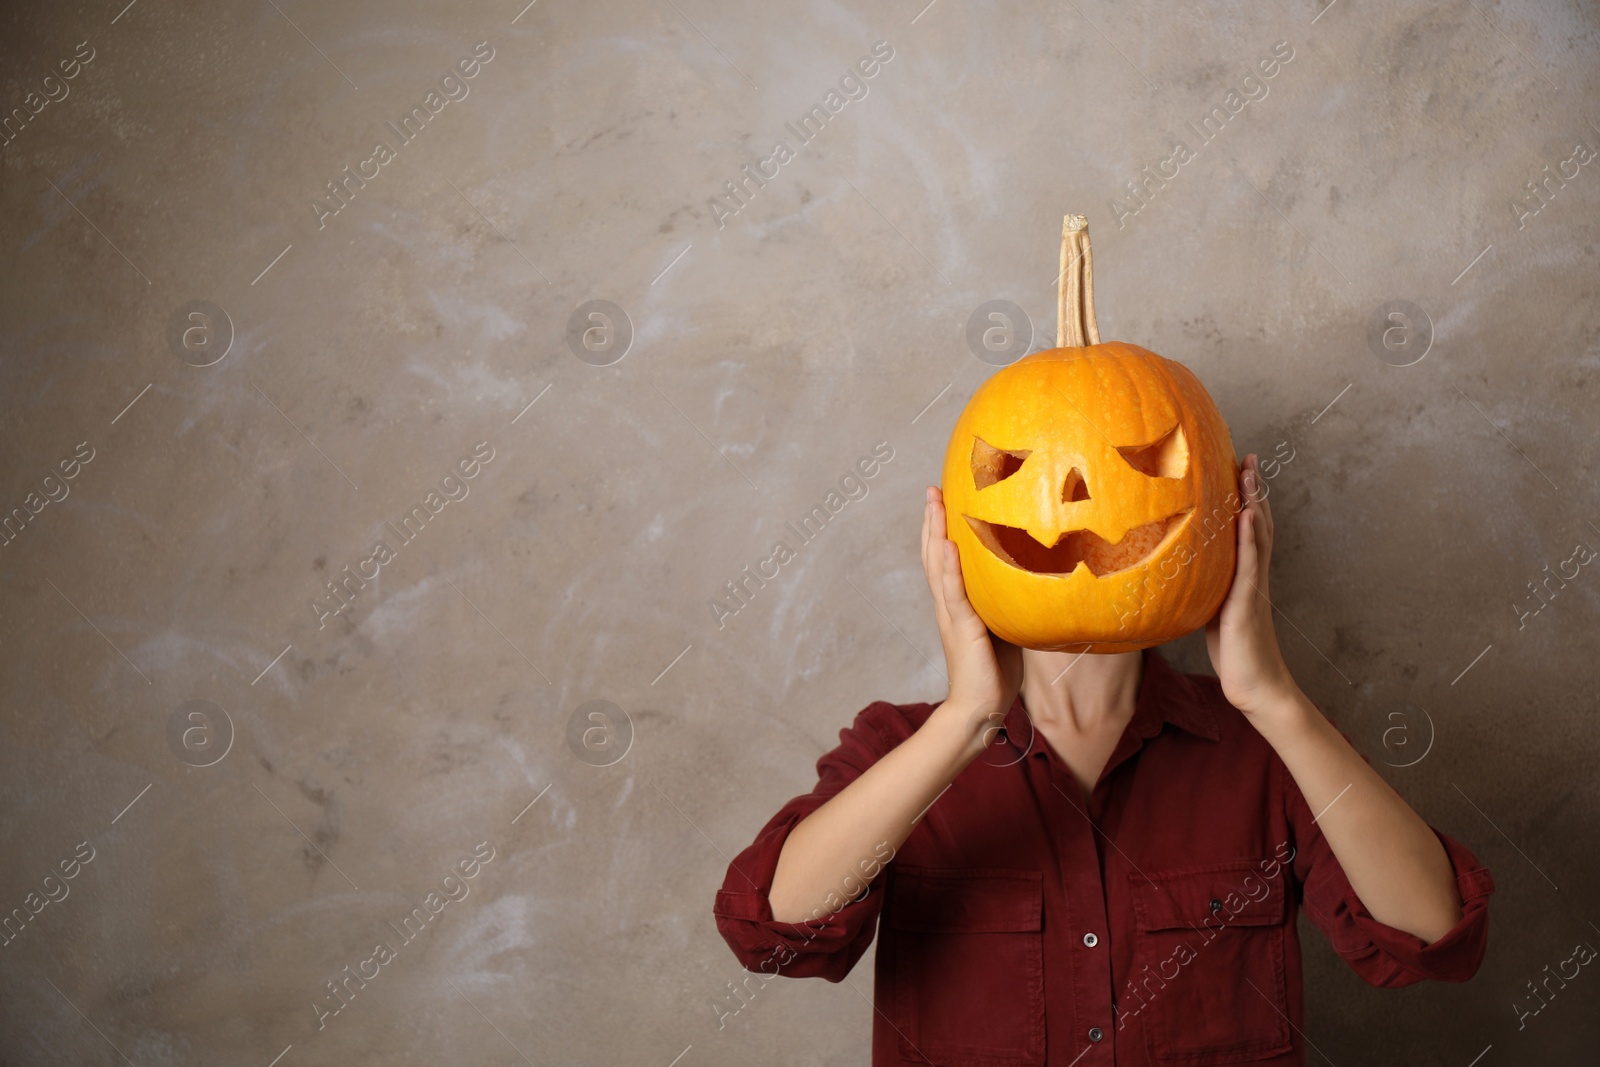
{"left": 1252, "top": 686, "right": 1462, "bottom": 943}
{"left": 767, "top": 701, "right": 988, "bottom": 923}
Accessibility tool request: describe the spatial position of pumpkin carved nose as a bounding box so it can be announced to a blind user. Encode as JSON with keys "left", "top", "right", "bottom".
{"left": 1062, "top": 467, "right": 1091, "bottom": 502}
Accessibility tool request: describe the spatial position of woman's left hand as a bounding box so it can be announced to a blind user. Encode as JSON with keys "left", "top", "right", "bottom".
{"left": 1205, "top": 453, "right": 1297, "bottom": 716}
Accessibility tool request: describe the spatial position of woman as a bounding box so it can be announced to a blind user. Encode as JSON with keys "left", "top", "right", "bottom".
{"left": 713, "top": 454, "right": 1494, "bottom": 1065}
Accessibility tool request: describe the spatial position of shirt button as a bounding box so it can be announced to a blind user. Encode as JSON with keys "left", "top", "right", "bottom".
{"left": 1209, "top": 897, "right": 1223, "bottom": 914}
{"left": 1083, "top": 931, "right": 1098, "bottom": 947}
{"left": 1089, "top": 1026, "right": 1104, "bottom": 1042}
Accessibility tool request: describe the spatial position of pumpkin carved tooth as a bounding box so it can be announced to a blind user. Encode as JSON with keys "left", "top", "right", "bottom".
{"left": 964, "top": 510, "right": 1192, "bottom": 577}
{"left": 940, "top": 215, "right": 1238, "bottom": 652}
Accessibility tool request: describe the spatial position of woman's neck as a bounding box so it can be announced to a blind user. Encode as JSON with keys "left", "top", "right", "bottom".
{"left": 1018, "top": 647, "right": 1143, "bottom": 735}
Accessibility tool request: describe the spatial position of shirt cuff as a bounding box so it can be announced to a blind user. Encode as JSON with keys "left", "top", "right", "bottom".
{"left": 715, "top": 879, "right": 881, "bottom": 955}
{"left": 712, "top": 806, "right": 890, "bottom": 981}
{"left": 1342, "top": 827, "right": 1496, "bottom": 983}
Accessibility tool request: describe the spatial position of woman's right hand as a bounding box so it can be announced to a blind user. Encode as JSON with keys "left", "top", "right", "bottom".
{"left": 767, "top": 488, "right": 1020, "bottom": 921}
{"left": 921, "top": 485, "right": 1023, "bottom": 748}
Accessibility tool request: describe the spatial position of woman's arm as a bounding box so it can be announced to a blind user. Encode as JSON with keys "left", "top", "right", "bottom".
{"left": 767, "top": 700, "right": 982, "bottom": 922}
{"left": 1206, "top": 454, "right": 1461, "bottom": 944}
{"left": 768, "top": 487, "right": 1019, "bottom": 923}
{"left": 1251, "top": 689, "right": 1461, "bottom": 942}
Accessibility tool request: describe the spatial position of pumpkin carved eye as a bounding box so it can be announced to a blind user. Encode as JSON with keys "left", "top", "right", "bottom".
{"left": 971, "top": 437, "right": 1030, "bottom": 490}
{"left": 1117, "top": 424, "right": 1188, "bottom": 478}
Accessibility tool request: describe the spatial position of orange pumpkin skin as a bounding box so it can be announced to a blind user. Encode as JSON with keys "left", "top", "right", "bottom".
{"left": 940, "top": 342, "right": 1239, "bottom": 652}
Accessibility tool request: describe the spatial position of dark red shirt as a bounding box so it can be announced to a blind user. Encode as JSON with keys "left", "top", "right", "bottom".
{"left": 713, "top": 648, "right": 1495, "bottom": 1065}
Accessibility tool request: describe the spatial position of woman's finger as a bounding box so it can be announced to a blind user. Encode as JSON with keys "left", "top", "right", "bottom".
{"left": 920, "top": 488, "right": 932, "bottom": 579}
{"left": 939, "top": 539, "right": 981, "bottom": 628}
{"left": 1231, "top": 471, "right": 1260, "bottom": 605}
{"left": 922, "top": 488, "right": 949, "bottom": 615}
{"left": 926, "top": 496, "right": 955, "bottom": 630}
{"left": 1216, "top": 467, "right": 1254, "bottom": 617}
{"left": 1250, "top": 454, "right": 1275, "bottom": 544}
{"left": 1244, "top": 459, "right": 1272, "bottom": 595}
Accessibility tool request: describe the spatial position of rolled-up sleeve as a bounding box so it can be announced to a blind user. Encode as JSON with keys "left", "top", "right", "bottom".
{"left": 1283, "top": 736, "right": 1496, "bottom": 988}
{"left": 712, "top": 700, "right": 906, "bottom": 982}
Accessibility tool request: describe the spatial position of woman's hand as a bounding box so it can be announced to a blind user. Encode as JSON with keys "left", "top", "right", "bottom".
{"left": 922, "top": 486, "right": 1023, "bottom": 744}
{"left": 1205, "top": 454, "right": 1297, "bottom": 716}
{"left": 768, "top": 488, "right": 1025, "bottom": 922}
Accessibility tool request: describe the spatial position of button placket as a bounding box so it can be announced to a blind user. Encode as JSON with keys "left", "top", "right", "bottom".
{"left": 1041, "top": 749, "right": 1115, "bottom": 1067}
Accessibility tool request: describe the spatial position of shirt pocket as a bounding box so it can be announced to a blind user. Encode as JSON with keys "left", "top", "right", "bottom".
{"left": 883, "top": 866, "right": 1045, "bottom": 1066}
{"left": 1127, "top": 862, "right": 1292, "bottom": 1065}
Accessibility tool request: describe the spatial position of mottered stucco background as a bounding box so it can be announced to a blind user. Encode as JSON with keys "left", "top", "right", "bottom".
{"left": 1, "top": 1, "right": 1596, "bottom": 1064}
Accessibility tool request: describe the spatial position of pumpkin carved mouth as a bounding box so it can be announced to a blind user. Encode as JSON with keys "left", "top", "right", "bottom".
{"left": 964, "top": 510, "right": 1192, "bottom": 577}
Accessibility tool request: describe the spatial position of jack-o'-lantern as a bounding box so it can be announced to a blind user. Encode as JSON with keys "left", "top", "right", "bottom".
{"left": 941, "top": 215, "right": 1239, "bottom": 652}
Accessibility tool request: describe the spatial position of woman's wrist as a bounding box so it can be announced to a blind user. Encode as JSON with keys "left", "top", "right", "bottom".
{"left": 927, "top": 697, "right": 1008, "bottom": 766}
{"left": 1241, "top": 682, "right": 1325, "bottom": 750}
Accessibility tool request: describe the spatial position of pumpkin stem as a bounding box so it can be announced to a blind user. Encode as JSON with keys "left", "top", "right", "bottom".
{"left": 1058, "top": 214, "right": 1100, "bottom": 348}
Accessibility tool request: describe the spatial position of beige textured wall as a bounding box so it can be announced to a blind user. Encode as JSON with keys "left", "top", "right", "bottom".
{"left": 1, "top": 0, "right": 1596, "bottom": 1063}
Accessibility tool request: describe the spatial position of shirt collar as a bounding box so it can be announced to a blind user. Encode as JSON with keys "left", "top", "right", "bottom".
{"left": 997, "top": 646, "right": 1220, "bottom": 759}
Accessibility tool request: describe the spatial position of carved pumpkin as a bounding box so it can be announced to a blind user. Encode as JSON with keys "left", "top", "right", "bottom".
{"left": 941, "top": 216, "right": 1239, "bottom": 652}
